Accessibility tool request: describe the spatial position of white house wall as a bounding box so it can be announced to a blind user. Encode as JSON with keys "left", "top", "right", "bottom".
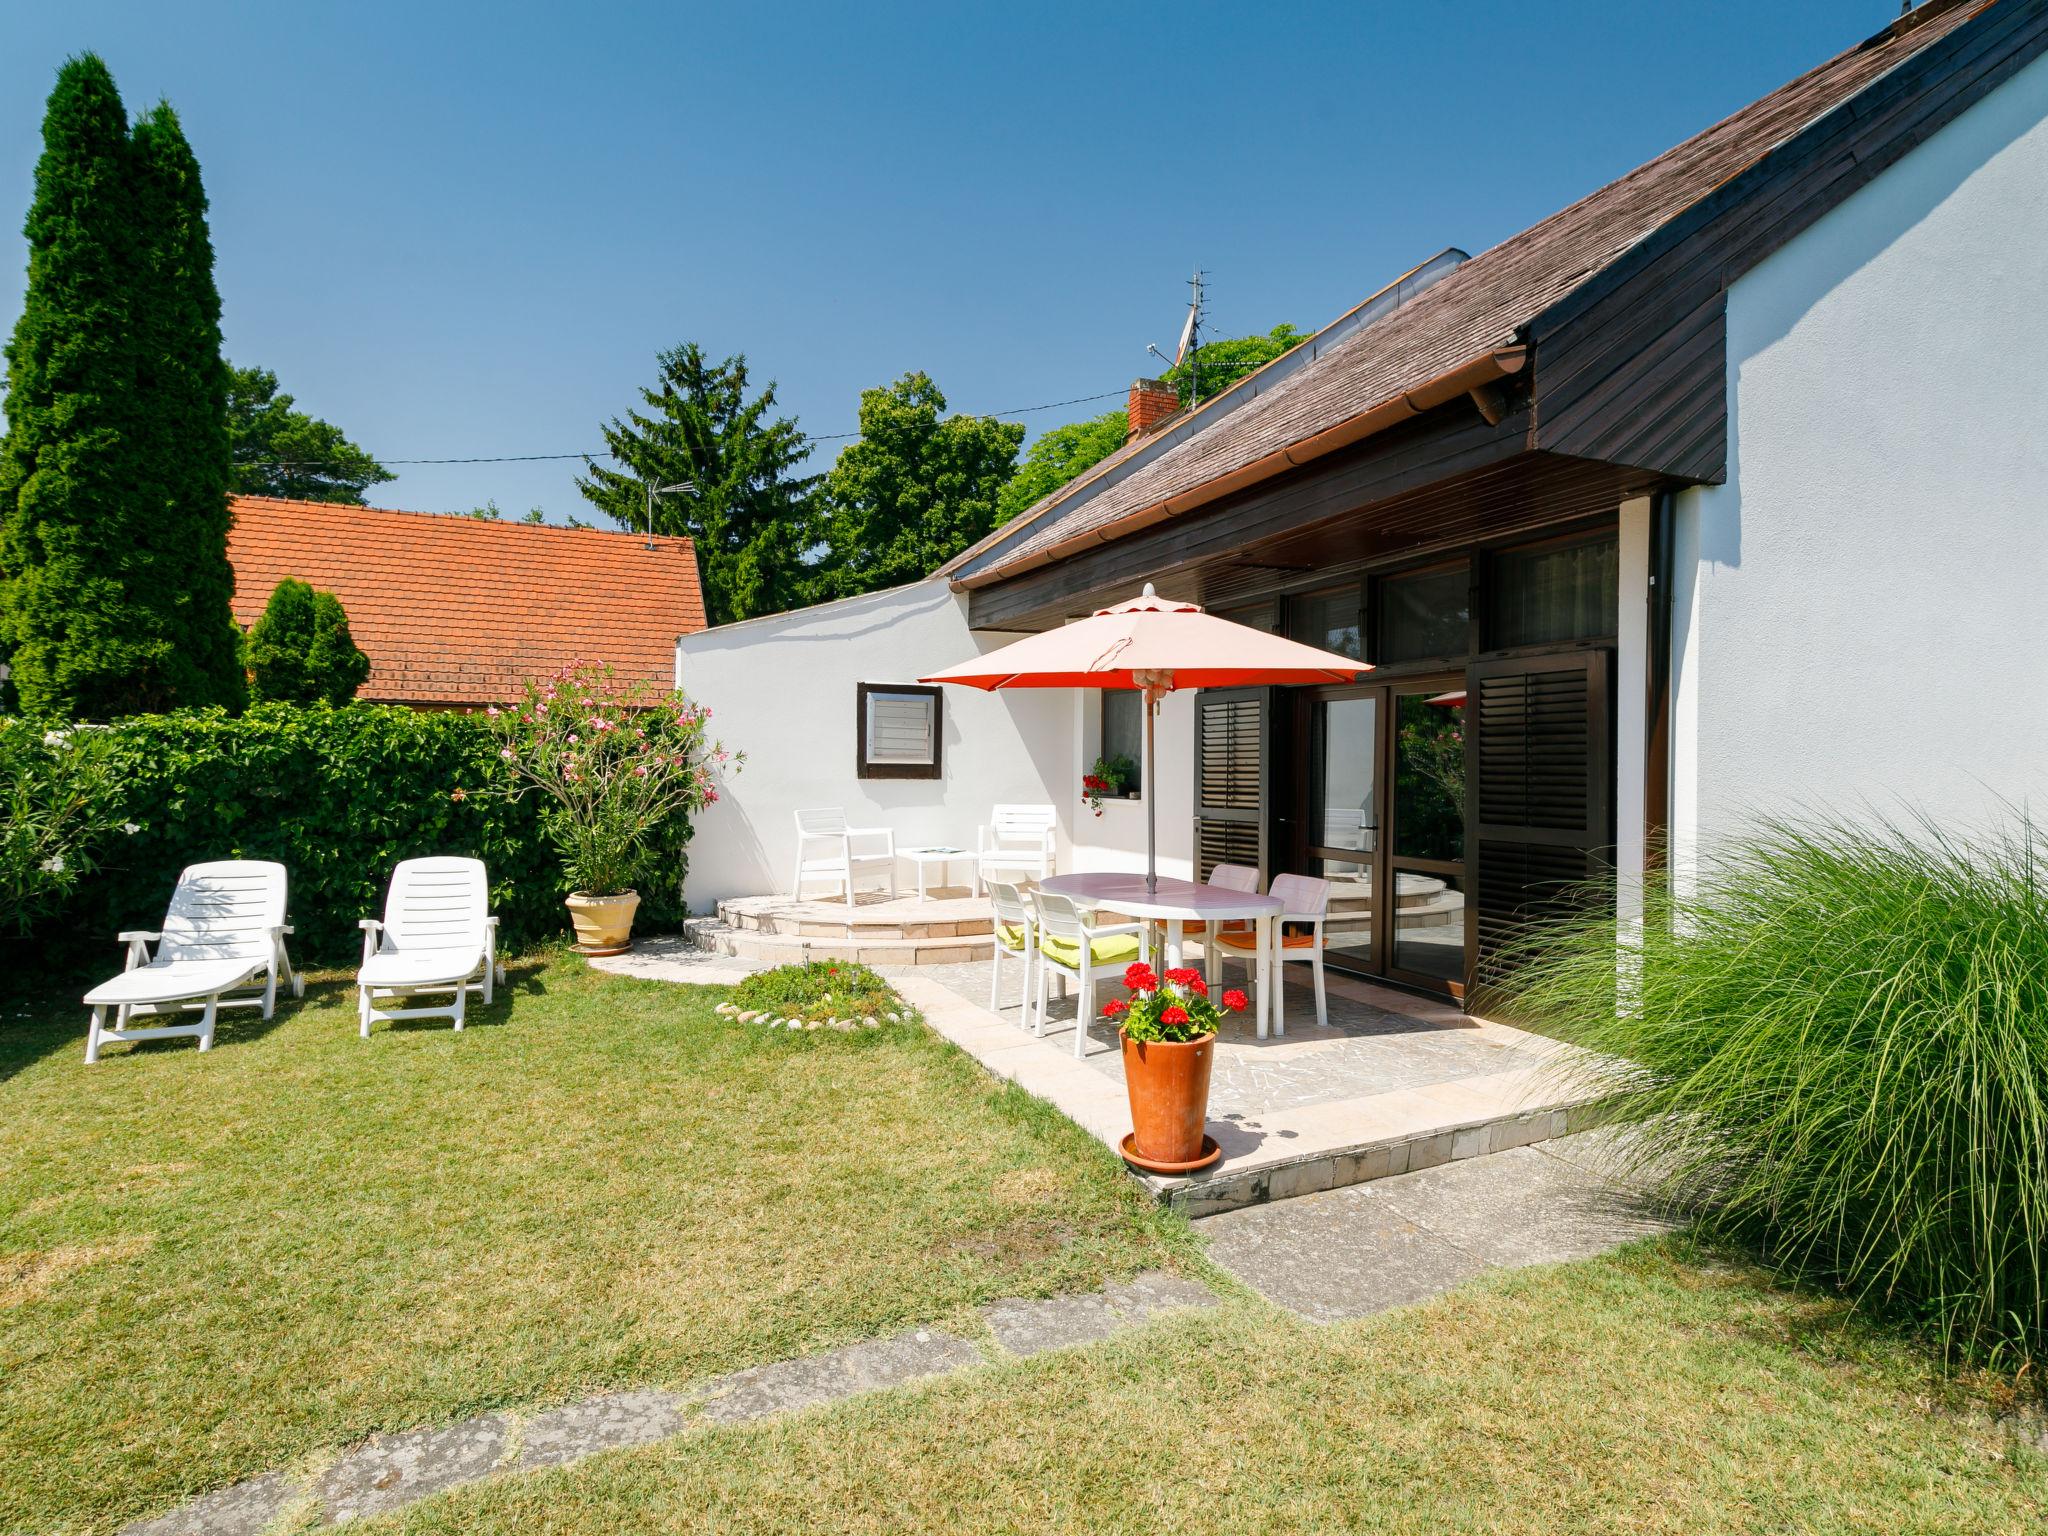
{"left": 676, "top": 579, "right": 1071, "bottom": 909}
{"left": 1670, "top": 47, "right": 2048, "bottom": 869}
{"left": 1068, "top": 685, "right": 1197, "bottom": 880}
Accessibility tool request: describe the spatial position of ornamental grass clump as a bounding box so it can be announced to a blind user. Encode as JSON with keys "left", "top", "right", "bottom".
{"left": 486, "top": 663, "right": 736, "bottom": 898}
{"left": 1106, "top": 961, "right": 1248, "bottom": 1041}
{"left": 1508, "top": 814, "right": 2048, "bottom": 1373}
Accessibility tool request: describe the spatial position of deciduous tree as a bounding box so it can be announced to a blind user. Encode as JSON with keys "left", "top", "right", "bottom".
{"left": 813, "top": 372, "right": 1023, "bottom": 599}
{"left": 994, "top": 409, "right": 1127, "bottom": 527}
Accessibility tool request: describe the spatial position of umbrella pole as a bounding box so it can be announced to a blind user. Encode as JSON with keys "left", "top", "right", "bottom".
{"left": 1145, "top": 687, "right": 1157, "bottom": 897}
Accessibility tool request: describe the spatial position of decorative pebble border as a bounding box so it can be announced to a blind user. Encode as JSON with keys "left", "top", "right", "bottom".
{"left": 712, "top": 999, "right": 911, "bottom": 1031}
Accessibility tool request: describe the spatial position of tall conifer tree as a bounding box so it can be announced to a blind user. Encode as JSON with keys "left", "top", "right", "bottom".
{"left": 0, "top": 56, "right": 243, "bottom": 718}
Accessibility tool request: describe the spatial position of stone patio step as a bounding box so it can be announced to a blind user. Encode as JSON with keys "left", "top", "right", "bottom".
{"left": 717, "top": 895, "right": 994, "bottom": 942}
{"left": 692, "top": 918, "right": 993, "bottom": 968}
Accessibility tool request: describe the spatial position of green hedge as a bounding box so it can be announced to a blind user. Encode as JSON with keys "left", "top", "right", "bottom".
{"left": 31, "top": 704, "right": 692, "bottom": 968}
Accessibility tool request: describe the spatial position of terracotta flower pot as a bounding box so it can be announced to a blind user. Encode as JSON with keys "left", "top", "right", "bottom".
{"left": 1119, "top": 1030, "right": 1215, "bottom": 1165}
{"left": 565, "top": 890, "right": 640, "bottom": 955}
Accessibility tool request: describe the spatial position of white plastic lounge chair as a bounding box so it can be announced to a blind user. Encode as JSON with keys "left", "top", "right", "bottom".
{"left": 974, "top": 804, "right": 1056, "bottom": 894}
{"left": 83, "top": 860, "right": 299, "bottom": 1063}
{"left": 1029, "top": 889, "right": 1147, "bottom": 1056}
{"left": 791, "top": 808, "right": 896, "bottom": 908}
{"left": 1213, "top": 871, "right": 1331, "bottom": 1033}
{"left": 356, "top": 856, "right": 503, "bottom": 1037}
{"left": 986, "top": 879, "right": 1038, "bottom": 1020}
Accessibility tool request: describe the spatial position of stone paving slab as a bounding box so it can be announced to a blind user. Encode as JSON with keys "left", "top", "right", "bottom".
{"left": 982, "top": 1269, "right": 1218, "bottom": 1357}
{"left": 314, "top": 1412, "right": 512, "bottom": 1524}
{"left": 1199, "top": 1132, "right": 1673, "bottom": 1323}
{"left": 697, "top": 1326, "right": 983, "bottom": 1425}
{"left": 517, "top": 1388, "right": 692, "bottom": 1471}
{"left": 117, "top": 1469, "right": 298, "bottom": 1536}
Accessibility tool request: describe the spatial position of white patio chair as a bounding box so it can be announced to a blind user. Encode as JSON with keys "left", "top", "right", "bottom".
{"left": 83, "top": 860, "right": 299, "bottom": 1063}
{"left": 974, "top": 804, "right": 1056, "bottom": 894}
{"left": 1212, "top": 871, "right": 1331, "bottom": 1033}
{"left": 986, "top": 880, "right": 1038, "bottom": 1021}
{"left": 1199, "top": 861, "right": 1263, "bottom": 993}
{"left": 791, "top": 807, "right": 896, "bottom": 908}
{"left": 356, "top": 856, "right": 504, "bottom": 1037}
{"left": 1029, "top": 889, "right": 1146, "bottom": 1056}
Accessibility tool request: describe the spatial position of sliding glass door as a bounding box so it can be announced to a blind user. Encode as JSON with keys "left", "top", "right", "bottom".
{"left": 1290, "top": 678, "right": 1470, "bottom": 995}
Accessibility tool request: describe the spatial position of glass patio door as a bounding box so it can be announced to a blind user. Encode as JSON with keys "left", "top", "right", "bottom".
{"left": 1386, "top": 682, "right": 1469, "bottom": 993}
{"left": 1301, "top": 691, "right": 1380, "bottom": 968}
{"left": 1292, "top": 677, "right": 1470, "bottom": 994}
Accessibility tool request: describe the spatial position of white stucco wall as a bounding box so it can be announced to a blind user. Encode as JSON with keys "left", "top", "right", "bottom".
{"left": 1066, "top": 686, "right": 1198, "bottom": 878}
{"left": 676, "top": 579, "right": 1071, "bottom": 909}
{"left": 1669, "top": 48, "right": 2048, "bottom": 868}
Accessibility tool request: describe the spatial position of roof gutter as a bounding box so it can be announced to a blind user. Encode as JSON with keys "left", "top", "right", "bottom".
{"left": 952, "top": 345, "right": 1528, "bottom": 591}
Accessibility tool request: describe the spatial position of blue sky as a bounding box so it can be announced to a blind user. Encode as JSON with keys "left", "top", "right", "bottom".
{"left": 1, "top": 0, "right": 1901, "bottom": 522}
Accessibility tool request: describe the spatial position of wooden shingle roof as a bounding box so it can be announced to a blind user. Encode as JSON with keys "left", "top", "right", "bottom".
{"left": 226, "top": 496, "right": 706, "bottom": 706}
{"left": 952, "top": 0, "right": 2016, "bottom": 588}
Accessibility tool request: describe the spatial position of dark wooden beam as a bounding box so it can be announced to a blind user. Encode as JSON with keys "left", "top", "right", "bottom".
{"left": 964, "top": 403, "right": 1533, "bottom": 630}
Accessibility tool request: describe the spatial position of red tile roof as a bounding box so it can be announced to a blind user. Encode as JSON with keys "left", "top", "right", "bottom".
{"left": 951, "top": 0, "right": 1999, "bottom": 584}
{"left": 226, "top": 496, "right": 707, "bottom": 706}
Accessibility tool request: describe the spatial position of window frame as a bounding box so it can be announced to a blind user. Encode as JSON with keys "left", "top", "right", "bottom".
{"left": 855, "top": 682, "right": 943, "bottom": 780}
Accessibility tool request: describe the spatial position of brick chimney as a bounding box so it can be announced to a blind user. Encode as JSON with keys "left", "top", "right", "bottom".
{"left": 1126, "top": 377, "right": 1179, "bottom": 442}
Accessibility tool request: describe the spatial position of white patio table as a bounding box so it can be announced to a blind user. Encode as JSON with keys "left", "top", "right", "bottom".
{"left": 1039, "top": 872, "right": 1285, "bottom": 1038}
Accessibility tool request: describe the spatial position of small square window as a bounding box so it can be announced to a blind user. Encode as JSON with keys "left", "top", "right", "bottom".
{"left": 857, "top": 683, "right": 941, "bottom": 779}
{"left": 1098, "top": 691, "right": 1144, "bottom": 798}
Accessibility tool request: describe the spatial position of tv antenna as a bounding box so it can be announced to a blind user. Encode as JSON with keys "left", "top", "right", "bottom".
{"left": 644, "top": 477, "right": 695, "bottom": 549}
{"left": 1145, "top": 268, "right": 1208, "bottom": 406}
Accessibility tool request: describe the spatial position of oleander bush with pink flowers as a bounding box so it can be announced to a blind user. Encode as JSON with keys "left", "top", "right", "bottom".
{"left": 484, "top": 663, "right": 736, "bottom": 900}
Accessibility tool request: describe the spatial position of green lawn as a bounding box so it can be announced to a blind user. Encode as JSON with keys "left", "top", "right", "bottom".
{"left": 5, "top": 957, "right": 2043, "bottom": 1536}
{"left": 373, "top": 1241, "right": 2045, "bottom": 1536}
{"left": 0, "top": 955, "right": 1190, "bottom": 1536}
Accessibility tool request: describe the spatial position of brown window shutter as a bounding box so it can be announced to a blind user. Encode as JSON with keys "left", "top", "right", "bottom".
{"left": 1468, "top": 650, "right": 1614, "bottom": 988}
{"left": 1193, "top": 689, "right": 1268, "bottom": 883}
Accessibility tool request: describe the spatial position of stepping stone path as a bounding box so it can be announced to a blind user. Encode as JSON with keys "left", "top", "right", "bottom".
{"left": 118, "top": 1272, "right": 1215, "bottom": 1534}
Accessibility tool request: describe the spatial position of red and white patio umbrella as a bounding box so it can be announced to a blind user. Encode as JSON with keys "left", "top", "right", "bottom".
{"left": 920, "top": 584, "right": 1369, "bottom": 894}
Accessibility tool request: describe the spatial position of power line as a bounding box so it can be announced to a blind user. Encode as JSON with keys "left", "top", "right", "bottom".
{"left": 232, "top": 387, "right": 1134, "bottom": 472}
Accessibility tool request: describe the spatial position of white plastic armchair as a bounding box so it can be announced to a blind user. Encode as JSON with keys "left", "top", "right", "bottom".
{"left": 790, "top": 807, "right": 897, "bottom": 908}
{"left": 974, "top": 804, "right": 1056, "bottom": 894}
{"left": 1029, "top": 889, "right": 1148, "bottom": 1057}
{"left": 83, "top": 860, "right": 299, "bottom": 1063}
{"left": 1214, "top": 872, "right": 1332, "bottom": 1034}
{"left": 356, "top": 856, "right": 503, "bottom": 1037}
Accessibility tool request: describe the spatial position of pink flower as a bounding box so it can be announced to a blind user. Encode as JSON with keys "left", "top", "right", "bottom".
{"left": 593, "top": 717, "right": 615, "bottom": 732}
{"left": 705, "top": 787, "right": 719, "bottom": 803}
{"left": 499, "top": 748, "right": 515, "bottom": 760}
{"left": 633, "top": 765, "right": 648, "bottom": 777}
{"left": 567, "top": 733, "right": 579, "bottom": 744}
{"left": 485, "top": 705, "right": 501, "bottom": 718}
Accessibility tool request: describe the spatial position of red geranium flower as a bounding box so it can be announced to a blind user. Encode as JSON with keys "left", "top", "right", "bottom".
{"left": 1221, "top": 988, "right": 1249, "bottom": 1012}
{"left": 1161, "top": 1005, "right": 1190, "bottom": 1025}
{"left": 1102, "top": 999, "right": 1128, "bottom": 1017}
{"left": 1124, "top": 962, "right": 1158, "bottom": 991}
{"left": 1163, "top": 966, "right": 1203, "bottom": 987}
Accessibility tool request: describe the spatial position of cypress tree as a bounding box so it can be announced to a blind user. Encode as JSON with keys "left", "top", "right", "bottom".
{"left": 130, "top": 102, "right": 243, "bottom": 710}
{"left": 0, "top": 56, "right": 243, "bottom": 718}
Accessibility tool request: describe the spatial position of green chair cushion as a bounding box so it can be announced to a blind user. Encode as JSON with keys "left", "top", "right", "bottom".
{"left": 996, "top": 923, "right": 1028, "bottom": 951}
{"left": 1039, "top": 931, "right": 1141, "bottom": 967}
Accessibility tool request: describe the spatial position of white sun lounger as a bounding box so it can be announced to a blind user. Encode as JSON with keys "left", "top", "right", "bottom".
{"left": 357, "top": 856, "right": 503, "bottom": 1037}
{"left": 83, "top": 860, "right": 300, "bottom": 1063}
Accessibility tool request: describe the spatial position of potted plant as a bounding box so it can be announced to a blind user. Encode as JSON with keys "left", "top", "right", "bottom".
{"left": 486, "top": 662, "right": 734, "bottom": 954}
{"left": 1080, "top": 753, "right": 1138, "bottom": 816}
{"left": 1103, "top": 961, "right": 1247, "bottom": 1172}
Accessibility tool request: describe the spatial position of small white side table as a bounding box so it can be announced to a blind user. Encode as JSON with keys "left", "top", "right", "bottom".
{"left": 898, "top": 847, "right": 968, "bottom": 902}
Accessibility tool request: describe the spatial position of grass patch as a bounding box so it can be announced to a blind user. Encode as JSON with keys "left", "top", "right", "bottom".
{"left": 0, "top": 952, "right": 1191, "bottom": 1535}
{"left": 371, "top": 1237, "right": 2046, "bottom": 1534}
{"left": 725, "top": 960, "right": 914, "bottom": 1030}
{"left": 1510, "top": 815, "right": 2048, "bottom": 1376}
